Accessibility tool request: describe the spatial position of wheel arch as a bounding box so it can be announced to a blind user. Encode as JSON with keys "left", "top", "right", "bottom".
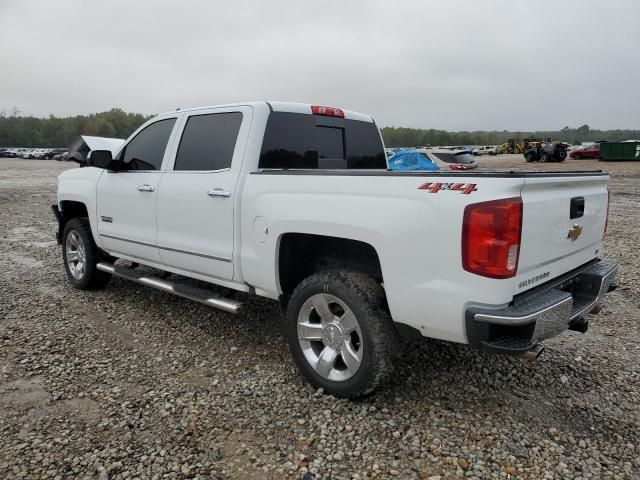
{"left": 55, "top": 200, "right": 89, "bottom": 244}
{"left": 276, "top": 232, "right": 384, "bottom": 297}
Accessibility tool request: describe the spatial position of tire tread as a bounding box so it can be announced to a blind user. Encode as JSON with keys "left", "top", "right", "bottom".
{"left": 62, "top": 217, "right": 111, "bottom": 290}
{"left": 287, "top": 269, "right": 399, "bottom": 398}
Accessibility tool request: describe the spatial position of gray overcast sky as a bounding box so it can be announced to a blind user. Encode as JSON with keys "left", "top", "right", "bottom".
{"left": 1, "top": 0, "right": 639, "bottom": 131}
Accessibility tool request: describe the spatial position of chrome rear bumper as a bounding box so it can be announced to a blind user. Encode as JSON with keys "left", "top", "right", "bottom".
{"left": 466, "top": 259, "right": 618, "bottom": 354}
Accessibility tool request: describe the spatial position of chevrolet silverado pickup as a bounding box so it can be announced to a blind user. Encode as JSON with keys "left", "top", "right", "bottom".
{"left": 53, "top": 101, "right": 617, "bottom": 398}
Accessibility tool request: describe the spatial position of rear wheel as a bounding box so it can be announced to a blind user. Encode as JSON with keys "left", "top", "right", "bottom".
{"left": 539, "top": 153, "right": 550, "bottom": 163}
{"left": 286, "top": 270, "right": 399, "bottom": 398}
{"left": 62, "top": 218, "right": 111, "bottom": 290}
{"left": 525, "top": 153, "right": 536, "bottom": 163}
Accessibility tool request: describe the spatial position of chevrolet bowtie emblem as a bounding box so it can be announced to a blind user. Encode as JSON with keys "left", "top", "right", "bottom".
{"left": 567, "top": 224, "right": 583, "bottom": 241}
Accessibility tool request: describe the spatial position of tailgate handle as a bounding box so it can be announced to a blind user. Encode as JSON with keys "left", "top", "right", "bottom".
{"left": 570, "top": 197, "right": 585, "bottom": 219}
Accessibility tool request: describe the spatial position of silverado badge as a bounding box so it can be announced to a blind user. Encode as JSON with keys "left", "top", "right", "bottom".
{"left": 567, "top": 224, "right": 583, "bottom": 241}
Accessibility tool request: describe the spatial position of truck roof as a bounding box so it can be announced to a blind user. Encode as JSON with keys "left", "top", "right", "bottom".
{"left": 160, "top": 101, "right": 374, "bottom": 123}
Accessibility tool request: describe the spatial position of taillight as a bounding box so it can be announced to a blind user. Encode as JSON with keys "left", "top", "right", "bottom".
{"left": 311, "top": 105, "right": 344, "bottom": 118}
{"left": 604, "top": 189, "right": 610, "bottom": 238}
{"left": 462, "top": 197, "right": 523, "bottom": 279}
{"left": 449, "top": 164, "right": 471, "bottom": 171}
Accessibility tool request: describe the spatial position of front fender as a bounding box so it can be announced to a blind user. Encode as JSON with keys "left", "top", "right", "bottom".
{"left": 56, "top": 167, "right": 104, "bottom": 248}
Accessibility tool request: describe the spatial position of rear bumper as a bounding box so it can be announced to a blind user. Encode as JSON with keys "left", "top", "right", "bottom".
{"left": 466, "top": 258, "right": 618, "bottom": 354}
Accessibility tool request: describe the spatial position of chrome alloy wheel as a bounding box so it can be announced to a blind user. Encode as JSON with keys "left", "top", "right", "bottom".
{"left": 65, "top": 230, "right": 87, "bottom": 280}
{"left": 297, "top": 293, "right": 363, "bottom": 382}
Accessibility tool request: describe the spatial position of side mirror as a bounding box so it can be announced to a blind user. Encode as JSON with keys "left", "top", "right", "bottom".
{"left": 87, "top": 150, "right": 120, "bottom": 170}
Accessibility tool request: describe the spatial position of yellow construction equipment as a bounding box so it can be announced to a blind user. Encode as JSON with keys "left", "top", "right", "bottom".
{"left": 499, "top": 138, "right": 540, "bottom": 154}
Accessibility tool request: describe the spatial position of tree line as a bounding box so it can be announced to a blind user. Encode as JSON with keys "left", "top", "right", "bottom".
{"left": 381, "top": 124, "right": 640, "bottom": 147}
{"left": 1, "top": 108, "right": 638, "bottom": 148}
{"left": 0, "top": 108, "right": 152, "bottom": 148}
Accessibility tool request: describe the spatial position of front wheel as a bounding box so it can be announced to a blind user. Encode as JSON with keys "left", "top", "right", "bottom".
{"left": 539, "top": 153, "right": 550, "bottom": 163}
{"left": 286, "top": 270, "right": 399, "bottom": 398}
{"left": 62, "top": 218, "right": 111, "bottom": 290}
{"left": 525, "top": 153, "right": 536, "bottom": 163}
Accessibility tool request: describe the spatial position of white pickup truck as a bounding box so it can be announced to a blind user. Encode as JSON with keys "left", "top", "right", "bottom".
{"left": 53, "top": 101, "right": 618, "bottom": 398}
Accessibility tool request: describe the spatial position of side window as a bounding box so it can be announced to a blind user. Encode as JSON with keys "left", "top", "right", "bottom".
{"left": 174, "top": 112, "right": 243, "bottom": 171}
{"left": 121, "top": 118, "right": 176, "bottom": 171}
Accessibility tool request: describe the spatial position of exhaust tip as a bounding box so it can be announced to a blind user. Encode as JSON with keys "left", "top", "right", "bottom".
{"left": 522, "top": 345, "right": 545, "bottom": 361}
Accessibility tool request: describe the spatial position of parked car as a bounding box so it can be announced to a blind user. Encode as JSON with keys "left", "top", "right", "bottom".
{"left": 473, "top": 145, "right": 497, "bottom": 156}
{"left": 40, "top": 148, "right": 68, "bottom": 159}
{"left": 21, "top": 149, "right": 33, "bottom": 159}
{"left": 570, "top": 144, "right": 600, "bottom": 160}
{"left": 425, "top": 149, "right": 478, "bottom": 170}
{"left": 31, "top": 149, "right": 48, "bottom": 159}
{"left": 14, "top": 148, "right": 30, "bottom": 158}
{"left": 53, "top": 101, "right": 617, "bottom": 398}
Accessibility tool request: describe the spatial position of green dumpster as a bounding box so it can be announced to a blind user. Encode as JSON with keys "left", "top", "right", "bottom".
{"left": 600, "top": 142, "right": 640, "bottom": 161}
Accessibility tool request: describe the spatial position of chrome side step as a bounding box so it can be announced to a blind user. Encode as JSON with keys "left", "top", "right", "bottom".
{"left": 96, "top": 262, "right": 242, "bottom": 314}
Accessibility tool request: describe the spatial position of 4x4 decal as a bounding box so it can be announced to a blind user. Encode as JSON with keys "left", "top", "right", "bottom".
{"left": 419, "top": 182, "right": 478, "bottom": 195}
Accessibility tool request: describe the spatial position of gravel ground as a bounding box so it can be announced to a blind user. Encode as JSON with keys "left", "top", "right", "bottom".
{"left": 0, "top": 157, "right": 638, "bottom": 480}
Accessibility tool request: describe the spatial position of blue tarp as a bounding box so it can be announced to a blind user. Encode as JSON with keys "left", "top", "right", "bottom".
{"left": 387, "top": 150, "right": 440, "bottom": 171}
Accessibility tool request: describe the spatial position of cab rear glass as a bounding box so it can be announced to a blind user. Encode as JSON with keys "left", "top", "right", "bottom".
{"left": 259, "top": 112, "right": 386, "bottom": 169}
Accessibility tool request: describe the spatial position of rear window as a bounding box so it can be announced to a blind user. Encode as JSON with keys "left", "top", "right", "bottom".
{"left": 259, "top": 112, "right": 386, "bottom": 169}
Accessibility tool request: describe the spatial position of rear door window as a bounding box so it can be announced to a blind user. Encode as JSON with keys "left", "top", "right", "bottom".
{"left": 259, "top": 112, "right": 386, "bottom": 169}
{"left": 174, "top": 112, "right": 243, "bottom": 171}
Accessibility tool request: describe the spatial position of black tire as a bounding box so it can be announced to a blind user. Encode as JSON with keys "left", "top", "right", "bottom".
{"left": 62, "top": 218, "right": 112, "bottom": 290}
{"left": 573, "top": 154, "right": 581, "bottom": 160}
{"left": 525, "top": 153, "right": 536, "bottom": 163}
{"left": 539, "top": 153, "right": 550, "bottom": 163}
{"left": 285, "top": 270, "right": 399, "bottom": 398}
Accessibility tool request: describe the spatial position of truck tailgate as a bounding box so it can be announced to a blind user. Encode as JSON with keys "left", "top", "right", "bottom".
{"left": 515, "top": 174, "right": 609, "bottom": 294}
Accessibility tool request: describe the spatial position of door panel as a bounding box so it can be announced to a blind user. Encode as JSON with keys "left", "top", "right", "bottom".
{"left": 95, "top": 115, "right": 180, "bottom": 264}
{"left": 97, "top": 172, "right": 163, "bottom": 263}
{"left": 156, "top": 170, "right": 235, "bottom": 279}
{"left": 156, "top": 107, "right": 251, "bottom": 281}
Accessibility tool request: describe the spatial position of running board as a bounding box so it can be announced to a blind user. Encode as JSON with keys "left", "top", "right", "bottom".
{"left": 96, "top": 262, "right": 242, "bottom": 314}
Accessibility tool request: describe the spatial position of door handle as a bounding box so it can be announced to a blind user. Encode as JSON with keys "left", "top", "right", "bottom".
{"left": 207, "top": 188, "right": 231, "bottom": 198}
{"left": 137, "top": 184, "right": 155, "bottom": 192}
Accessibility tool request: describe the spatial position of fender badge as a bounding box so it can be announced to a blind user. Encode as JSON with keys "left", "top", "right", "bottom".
{"left": 567, "top": 224, "right": 582, "bottom": 241}
{"left": 418, "top": 182, "right": 478, "bottom": 194}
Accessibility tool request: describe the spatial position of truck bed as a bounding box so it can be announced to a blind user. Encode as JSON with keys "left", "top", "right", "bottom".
{"left": 253, "top": 169, "right": 607, "bottom": 177}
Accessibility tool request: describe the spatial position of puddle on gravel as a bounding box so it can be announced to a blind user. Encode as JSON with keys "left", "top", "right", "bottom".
{"left": 613, "top": 195, "right": 640, "bottom": 208}
{"left": 0, "top": 376, "right": 51, "bottom": 415}
{"left": 1, "top": 226, "right": 56, "bottom": 248}
{"left": 6, "top": 255, "right": 44, "bottom": 268}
